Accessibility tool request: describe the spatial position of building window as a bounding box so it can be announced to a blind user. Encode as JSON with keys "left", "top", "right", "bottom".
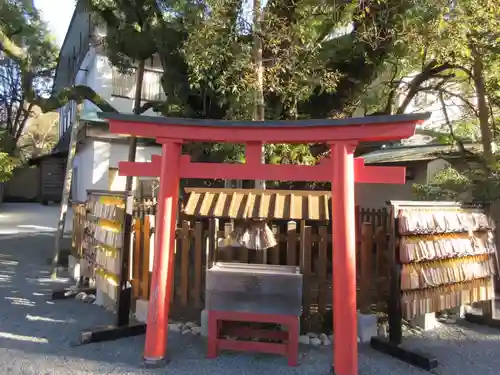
{"left": 111, "top": 68, "right": 166, "bottom": 102}
{"left": 406, "top": 167, "right": 416, "bottom": 181}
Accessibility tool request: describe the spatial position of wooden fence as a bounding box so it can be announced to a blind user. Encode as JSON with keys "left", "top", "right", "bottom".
{"left": 72, "top": 201, "right": 390, "bottom": 332}
{"left": 129, "top": 208, "right": 390, "bottom": 332}
{"left": 72, "top": 202, "right": 86, "bottom": 258}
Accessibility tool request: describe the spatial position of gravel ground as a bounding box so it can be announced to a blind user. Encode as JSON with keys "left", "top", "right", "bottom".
{"left": 0, "top": 233, "right": 500, "bottom": 375}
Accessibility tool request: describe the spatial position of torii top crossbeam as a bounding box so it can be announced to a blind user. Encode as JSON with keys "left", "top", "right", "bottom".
{"left": 102, "top": 112, "right": 427, "bottom": 143}
{"left": 99, "top": 111, "right": 430, "bottom": 375}
{"left": 101, "top": 112, "right": 429, "bottom": 184}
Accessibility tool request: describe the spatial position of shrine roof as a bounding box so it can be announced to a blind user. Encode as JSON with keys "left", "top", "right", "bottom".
{"left": 183, "top": 187, "right": 331, "bottom": 220}
{"left": 98, "top": 112, "right": 431, "bottom": 128}
{"left": 363, "top": 143, "right": 480, "bottom": 164}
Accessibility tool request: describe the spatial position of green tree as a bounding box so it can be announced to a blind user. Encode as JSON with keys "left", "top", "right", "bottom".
{"left": 0, "top": 0, "right": 58, "bottom": 153}
{"left": 0, "top": 1, "right": 119, "bottom": 117}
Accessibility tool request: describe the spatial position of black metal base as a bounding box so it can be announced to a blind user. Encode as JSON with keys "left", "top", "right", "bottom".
{"left": 79, "top": 323, "right": 146, "bottom": 345}
{"left": 51, "top": 287, "right": 97, "bottom": 300}
{"left": 370, "top": 336, "right": 438, "bottom": 371}
{"left": 465, "top": 313, "right": 500, "bottom": 329}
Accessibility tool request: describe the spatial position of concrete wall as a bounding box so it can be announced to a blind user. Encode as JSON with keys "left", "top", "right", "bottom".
{"left": 426, "top": 158, "right": 450, "bottom": 183}
{"left": 355, "top": 161, "right": 429, "bottom": 209}
{"left": 3, "top": 167, "right": 40, "bottom": 202}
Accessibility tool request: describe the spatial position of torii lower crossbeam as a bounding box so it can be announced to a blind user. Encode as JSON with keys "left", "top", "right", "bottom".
{"left": 100, "top": 112, "right": 430, "bottom": 375}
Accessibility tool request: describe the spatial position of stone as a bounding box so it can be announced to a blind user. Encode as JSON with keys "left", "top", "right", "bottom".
{"left": 134, "top": 299, "right": 149, "bottom": 323}
{"left": 74, "top": 292, "right": 87, "bottom": 300}
{"left": 169, "top": 323, "right": 183, "bottom": 332}
{"left": 310, "top": 337, "right": 322, "bottom": 346}
{"left": 181, "top": 329, "right": 191, "bottom": 335}
{"left": 299, "top": 335, "right": 310, "bottom": 345}
{"left": 357, "top": 336, "right": 361, "bottom": 343}
{"left": 200, "top": 309, "right": 208, "bottom": 337}
{"left": 68, "top": 255, "right": 81, "bottom": 282}
{"left": 320, "top": 334, "right": 331, "bottom": 346}
{"left": 410, "top": 313, "right": 439, "bottom": 331}
{"left": 306, "top": 332, "right": 318, "bottom": 338}
{"left": 83, "top": 294, "right": 96, "bottom": 303}
{"left": 191, "top": 326, "right": 202, "bottom": 335}
{"left": 377, "top": 324, "right": 388, "bottom": 338}
{"left": 357, "top": 313, "right": 377, "bottom": 343}
{"left": 328, "top": 334, "right": 333, "bottom": 343}
{"left": 185, "top": 322, "right": 197, "bottom": 328}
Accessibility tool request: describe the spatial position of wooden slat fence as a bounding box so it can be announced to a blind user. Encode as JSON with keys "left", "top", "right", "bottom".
{"left": 71, "top": 202, "right": 86, "bottom": 258}
{"left": 71, "top": 200, "right": 390, "bottom": 332}
{"left": 128, "top": 206, "right": 391, "bottom": 332}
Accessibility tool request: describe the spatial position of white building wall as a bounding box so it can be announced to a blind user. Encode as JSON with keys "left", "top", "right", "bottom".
{"left": 81, "top": 52, "right": 160, "bottom": 116}
{"left": 59, "top": 47, "right": 161, "bottom": 136}
{"left": 72, "top": 140, "right": 162, "bottom": 201}
{"left": 72, "top": 142, "right": 94, "bottom": 202}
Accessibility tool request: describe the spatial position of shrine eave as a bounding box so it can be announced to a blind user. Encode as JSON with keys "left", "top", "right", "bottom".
{"left": 98, "top": 112, "right": 431, "bottom": 128}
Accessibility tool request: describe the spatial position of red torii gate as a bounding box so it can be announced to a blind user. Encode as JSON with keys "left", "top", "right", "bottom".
{"left": 100, "top": 112, "right": 429, "bottom": 375}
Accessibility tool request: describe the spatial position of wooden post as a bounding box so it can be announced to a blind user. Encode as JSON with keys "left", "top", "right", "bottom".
{"left": 51, "top": 102, "right": 82, "bottom": 279}
{"left": 330, "top": 142, "right": 358, "bottom": 375}
{"left": 287, "top": 221, "right": 297, "bottom": 266}
{"left": 143, "top": 141, "right": 181, "bottom": 366}
{"left": 359, "top": 223, "right": 373, "bottom": 314}
{"left": 207, "top": 218, "right": 219, "bottom": 266}
{"left": 180, "top": 221, "right": 190, "bottom": 306}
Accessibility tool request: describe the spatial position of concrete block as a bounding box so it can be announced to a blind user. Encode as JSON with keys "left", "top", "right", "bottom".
{"left": 448, "top": 305, "right": 467, "bottom": 319}
{"left": 200, "top": 309, "right": 208, "bottom": 337}
{"left": 357, "top": 312, "right": 377, "bottom": 343}
{"left": 95, "top": 289, "right": 116, "bottom": 312}
{"left": 135, "top": 299, "right": 149, "bottom": 323}
{"left": 410, "top": 313, "right": 439, "bottom": 331}
{"left": 68, "top": 255, "right": 81, "bottom": 282}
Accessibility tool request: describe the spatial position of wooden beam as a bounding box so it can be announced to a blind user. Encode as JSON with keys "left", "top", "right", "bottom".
{"left": 109, "top": 120, "right": 420, "bottom": 143}
{"left": 118, "top": 155, "right": 406, "bottom": 184}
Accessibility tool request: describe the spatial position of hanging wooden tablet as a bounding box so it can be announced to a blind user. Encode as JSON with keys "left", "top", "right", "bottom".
{"left": 392, "top": 202, "right": 498, "bottom": 321}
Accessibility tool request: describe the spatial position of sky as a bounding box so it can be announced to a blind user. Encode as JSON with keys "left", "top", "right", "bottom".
{"left": 33, "top": 0, "right": 263, "bottom": 47}
{"left": 34, "top": 0, "right": 76, "bottom": 47}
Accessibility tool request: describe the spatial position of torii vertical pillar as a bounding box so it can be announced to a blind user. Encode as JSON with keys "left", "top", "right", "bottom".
{"left": 143, "top": 141, "right": 182, "bottom": 366}
{"left": 331, "top": 142, "right": 357, "bottom": 375}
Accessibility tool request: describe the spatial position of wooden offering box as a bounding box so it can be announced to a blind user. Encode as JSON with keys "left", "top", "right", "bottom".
{"left": 205, "top": 262, "right": 303, "bottom": 316}
{"left": 206, "top": 262, "right": 303, "bottom": 366}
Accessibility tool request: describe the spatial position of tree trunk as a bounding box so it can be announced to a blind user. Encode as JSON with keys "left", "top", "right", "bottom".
{"left": 471, "top": 42, "right": 495, "bottom": 165}
{"left": 253, "top": 0, "right": 266, "bottom": 190}
{"left": 51, "top": 102, "right": 82, "bottom": 278}
{"left": 125, "top": 60, "right": 146, "bottom": 192}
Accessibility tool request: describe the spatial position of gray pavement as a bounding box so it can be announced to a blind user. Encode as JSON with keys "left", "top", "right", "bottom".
{"left": 0, "top": 203, "right": 73, "bottom": 237}
{"left": 0, "top": 204, "right": 499, "bottom": 374}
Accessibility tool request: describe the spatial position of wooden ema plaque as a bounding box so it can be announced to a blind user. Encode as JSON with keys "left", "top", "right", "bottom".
{"left": 371, "top": 201, "right": 498, "bottom": 371}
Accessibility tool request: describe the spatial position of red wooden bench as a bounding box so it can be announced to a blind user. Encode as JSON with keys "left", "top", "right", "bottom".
{"left": 207, "top": 310, "right": 299, "bottom": 366}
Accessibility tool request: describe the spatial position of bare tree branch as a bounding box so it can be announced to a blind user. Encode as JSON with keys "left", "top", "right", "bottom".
{"left": 0, "top": 29, "right": 119, "bottom": 114}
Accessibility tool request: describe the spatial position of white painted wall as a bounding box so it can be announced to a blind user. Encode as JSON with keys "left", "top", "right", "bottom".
{"left": 72, "top": 140, "right": 162, "bottom": 200}
{"left": 59, "top": 47, "right": 162, "bottom": 136}
{"left": 83, "top": 54, "right": 159, "bottom": 116}
{"left": 72, "top": 142, "right": 94, "bottom": 202}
